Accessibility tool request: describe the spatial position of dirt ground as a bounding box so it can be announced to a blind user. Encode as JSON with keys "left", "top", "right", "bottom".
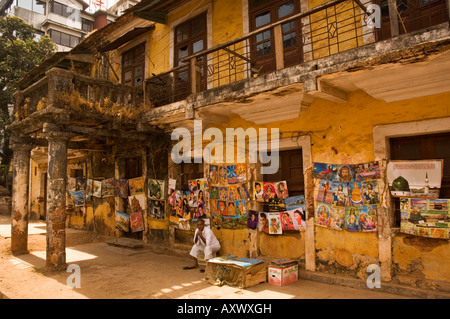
{"left": 0, "top": 214, "right": 418, "bottom": 300}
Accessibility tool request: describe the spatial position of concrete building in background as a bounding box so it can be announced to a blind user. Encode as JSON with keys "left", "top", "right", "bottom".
{"left": 0, "top": 0, "right": 117, "bottom": 51}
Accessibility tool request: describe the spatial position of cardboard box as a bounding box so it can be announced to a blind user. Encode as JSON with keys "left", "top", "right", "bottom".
{"left": 268, "top": 264, "right": 298, "bottom": 286}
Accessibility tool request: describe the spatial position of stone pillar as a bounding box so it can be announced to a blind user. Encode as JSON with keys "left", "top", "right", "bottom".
{"left": 45, "top": 132, "right": 70, "bottom": 271}
{"left": 10, "top": 139, "right": 33, "bottom": 255}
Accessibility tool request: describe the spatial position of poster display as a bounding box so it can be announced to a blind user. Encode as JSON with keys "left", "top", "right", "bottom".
{"left": 400, "top": 198, "right": 449, "bottom": 239}
{"left": 313, "top": 161, "right": 381, "bottom": 233}
{"left": 387, "top": 160, "right": 443, "bottom": 198}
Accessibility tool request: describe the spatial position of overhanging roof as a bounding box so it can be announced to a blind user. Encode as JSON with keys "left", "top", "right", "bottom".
{"left": 125, "top": 0, "right": 191, "bottom": 24}
{"left": 98, "top": 26, "right": 155, "bottom": 52}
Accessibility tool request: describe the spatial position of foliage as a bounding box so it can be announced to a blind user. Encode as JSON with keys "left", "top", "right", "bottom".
{"left": 0, "top": 16, "right": 56, "bottom": 164}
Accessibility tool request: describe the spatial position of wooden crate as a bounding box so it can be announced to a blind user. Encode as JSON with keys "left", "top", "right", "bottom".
{"left": 204, "top": 256, "right": 267, "bottom": 289}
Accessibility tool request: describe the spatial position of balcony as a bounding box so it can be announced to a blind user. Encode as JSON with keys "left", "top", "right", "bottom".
{"left": 143, "top": 0, "right": 450, "bottom": 126}
{"left": 14, "top": 67, "right": 145, "bottom": 123}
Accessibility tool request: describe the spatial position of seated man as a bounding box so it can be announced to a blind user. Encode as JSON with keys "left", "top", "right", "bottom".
{"left": 183, "top": 219, "right": 220, "bottom": 272}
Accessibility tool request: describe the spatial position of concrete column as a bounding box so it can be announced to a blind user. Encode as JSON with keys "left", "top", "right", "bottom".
{"left": 45, "top": 133, "right": 70, "bottom": 271}
{"left": 10, "top": 140, "right": 33, "bottom": 255}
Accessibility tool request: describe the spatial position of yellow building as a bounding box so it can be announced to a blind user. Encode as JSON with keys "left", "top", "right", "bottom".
{"left": 8, "top": 0, "right": 450, "bottom": 293}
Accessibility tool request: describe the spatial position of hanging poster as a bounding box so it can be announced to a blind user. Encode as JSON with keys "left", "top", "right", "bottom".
{"left": 217, "top": 200, "right": 227, "bottom": 215}
{"left": 268, "top": 213, "right": 282, "bottom": 234}
{"left": 128, "top": 177, "right": 144, "bottom": 195}
{"left": 228, "top": 186, "right": 238, "bottom": 201}
{"left": 130, "top": 211, "right": 144, "bottom": 232}
{"left": 331, "top": 182, "right": 349, "bottom": 207}
{"left": 274, "top": 181, "right": 289, "bottom": 199}
{"left": 178, "top": 218, "right": 191, "bottom": 230}
{"left": 218, "top": 165, "right": 227, "bottom": 184}
{"left": 236, "top": 200, "right": 247, "bottom": 215}
{"left": 355, "top": 161, "right": 381, "bottom": 181}
{"left": 92, "top": 180, "right": 102, "bottom": 198}
{"left": 400, "top": 198, "right": 449, "bottom": 239}
{"left": 359, "top": 205, "right": 377, "bottom": 232}
{"left": 195, "top": 202, "right": 207, "bottom": 219}
{"left": 148, "top": 179, "right": 165, "bottom": 200}
{"left": 197, "top": 178, "right": 209, "bottom": 190}
{"left": 362, "top": 180, "right": 380, "bottom": 205}
{"left": 210, "top": 186, "right": 219, "bottom": 199}
{"left": 115, "top": 211, "right": 130, "bottom": 232}
{"left": 227, "top": 164, "right": 238, "bottom": 184}
{"left": 263, "top": 182, "right": 276, "bottom": 202}
{"left": 253, "top": 182, "right": 264, "bottom": 202}
{"left": 247, "top": 210, "right": 258, "bottom": 229}
{"left": 280, "top": 211, "right": 296, "bottom": 231}
{"left": 237, "top": 184, "right": 251, "bottom": 202}
{"left": 76, "top": 177, "right": 86, "bottom": 191}
{"left": 268, "top": 198, "right": 286, "bottom": 212}
{"left": 227, "top": 200, "right": 237, "bottom": 216}
{"left": 219, "top": 187, "right": 228, "bottom": 201}
{"left": 236, "top": 163, "right": 247, "bottom": 183}
{"left": 128, "top": 194, "right": 146, "bottom": 213}
{"left": 284, "top": 195, "right": 305, "bottom": 211}
{"left": 387, "top": 160, "right": 443, "bottom": 198}
{"left": 85, "top": 179, "right": 93, "bottom": 201}
{"left": 101, "top": 178, "right": 115, "bottom": 197}
{"left": 328, "top": 206, "right": 345, "bottom": 231}
{"left": 197, "top": 189, "right": 205, "bottom": 205}
{"left": 316, "top": 180, "right": 333, "bottom": 204}
{"left": 70, "top": 190, "right": 85, "bottom": 206}
{"left": 209, "top": 165, "right": 218, "bottom": 184}
{"left": 315, "top": 203, "right": 330, "bottom": 227}
{"left": 114, "top": 179, "right": 129, "bottom": 198}
{"left": 258, "top": 212, "right": 269, "bottom": 233}
{"left": 148, "top": 199, "right": 165, "bottom": 220}
{"left": 344, "top": 206, "right": 361, "bottom": 232}
{"left": 348, "top": 182, "right": 364, "bottom": 206}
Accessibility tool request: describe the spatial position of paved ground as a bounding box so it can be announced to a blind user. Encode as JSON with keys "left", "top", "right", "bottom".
{"left": 0, "top": 214, "right": 431, "bottom": 302}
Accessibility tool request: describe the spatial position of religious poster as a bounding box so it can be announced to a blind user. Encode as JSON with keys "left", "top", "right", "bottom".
{"left": 217, "top": 200, "right": 227, "bottom": 215}
{"left": 400, "top": 198, "right": 449, "bottom": 239}
{"left": 361, "top": 180, "right": 380, "bottom": 205}
{"left": 236, "top": 163, "right": 247, "bottom": 183}
{"left": 115, "top": 179, "right": 129, "bottom": 198}
{"left": 237, "top": 184, "right": 251, "bottom": 202}
{"left": 315, "top": 203, "right": 330, "bottom": 227}
{"left": 387, "top": 160, "right": 442, "bottom": 198}
{"left": 128, "top": 176, "right": 144, "bottom": 196}
{"left": 328, "top": 206, "right": 345, "bottom": 231}
{"left": 218, "top": 165, "right": 227, "bottom": 184}
{"left": 130, "top": 211, "right": 144, "bottom": 232}
{"left": 219, "top": 187, "right": 228, "bottom": 201}
{"left": 115, "top": 211, "right": 130, "bottom": 232}
{"left": 101, "top": 178, "right": 115, "bottom": 197}
{"left": 344, "top": 206, "right": 361, "bottom": 232}
{"left": 227, "top": 164, "right": 237, "bottom": 184}
{"left": 197, "top": 178, "right": 209, "bottom": 190}
{"left": 359, "top": 205, "right": 377, "bottom": 232}
{"left": 355, "top": 161, "right": 381, "bottom": 181}
{"left": 210, "top": 186, "right": 219, "bottom": 199}
{"left": 209, "top": 165, "right": 218, "bottom": 184}
{"left": 226, "top": 200, "right": 237, "bottom": 216}
{"left": 92, "top": 180, "right": 102, "bottom": 198}
{"left": 236, "top": 200, "right": 247, "bottom": 215}
{"left": 228, "top": 186, "right": 238, "bottom": 201}
{"left": 148, "top": 179, "right": 165, "bottom": 200}
{"left": 348, "top": 182, "right": 364, "bottom": 206}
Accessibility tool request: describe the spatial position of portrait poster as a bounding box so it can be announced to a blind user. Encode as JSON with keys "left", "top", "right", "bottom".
{"left": 236, "top": 163, "right": 247, "bottom": 183}
{"left": 210, "top": 186, "right": 219, "bottom": 199}
{"left": 328, "top": 206, "right": 344, "bottom": 231}
{"left": 268, "top": 212, "right": 282, "bottom": 234}
{"left": 274, "top": 181, "right": 289, "bottom": 199}
{"left": 130, "top": 211, "right": 144, "bottom": 233}
{"left": 361, "top": 180, "right": 380, "bottom": 205}
{"left": 280, "top": 211, "right": 296, "bottom": 231}
{"left": 359, "top": 205, "right": 377, "bottom": 232}
{"left": 315, "top": 203, "right": 330, "bottom": 228}
{"left": 387, "top": 160, "right": 443, "bottom": 198}
{"left": 227, "top": 165, "right": 238, "bottom": 184}
{"left": 226, "top": 200, "right": 237, "bottom": 216}
{"left": 188, "top": 179, "right": 198, "bottom": 192}
{"left": 195, "top": 201, "right": 207, "bottom": 219}
{"left": 101, "top": 178, "right": 115, "bottom": 197}
{"left": 92, "top": 180, "right": 102, "bottom": 198}
{"left": 344, "top": 206, "right": 361, "bottom": 232}
{"left": 217, "top": 200, "right": 227, "bottom": 215}
{"left": 247, "top": 210, "right": 258, "bottom": 229}
{"left": 258, "top": 212, "right": 270, "bottom": 233}
{"left": 400, "top": 198, "right": 449, "bottom": 239}
{"left": 228, "top": 186, "right": 238, "bottom": 201}
{"left": 148, "top": 179, "right": 165, "bottom": 200}
{"left": 115, "top": 211, "right": 130, "bottom": 232}
{"left": 197, "top": 189, "right": 205, "bottom": 205}
{"left": 148, "top": 199, "right": 165, "bottom": 220}
{"left": 115, "top": 179, "right": 129, "bottom": 198}
{"left": 330, "top": 182, "right": 349, "bottom": 207}
{"left": 128, "top": 194, "right": 146, "bottom": 213}
{"left": 286, "top": 207, "right": 306, "bottom": 230}
{"left": 237, "top": 184, "right": 251, "bottom": 202}
{"left": 218, "top": 165, "right": 227, "bottom": 184}
{"left": 219, "top": 187, "right": 228, "bottom": 201}
{"left": 209, "top": 165, "right": 218, "bottom": 184}
{"left": 85, "top": 179, "right": 93, "bottom": 201}
{"left": 253, "top": 182, "right": 264, "bottom": 202}
{"left": 188, "top": 189, "right": 197, "bottom": 208}
{"left": 128, "top": 177, "right": 144, "bottom": 195}
{"left": 263, "top": 182, "right": 276, "bottom": 202}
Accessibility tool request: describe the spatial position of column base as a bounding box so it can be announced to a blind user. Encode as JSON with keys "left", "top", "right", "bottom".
{"left": 11, "top": 249, "right": 29, "bottom": 256}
